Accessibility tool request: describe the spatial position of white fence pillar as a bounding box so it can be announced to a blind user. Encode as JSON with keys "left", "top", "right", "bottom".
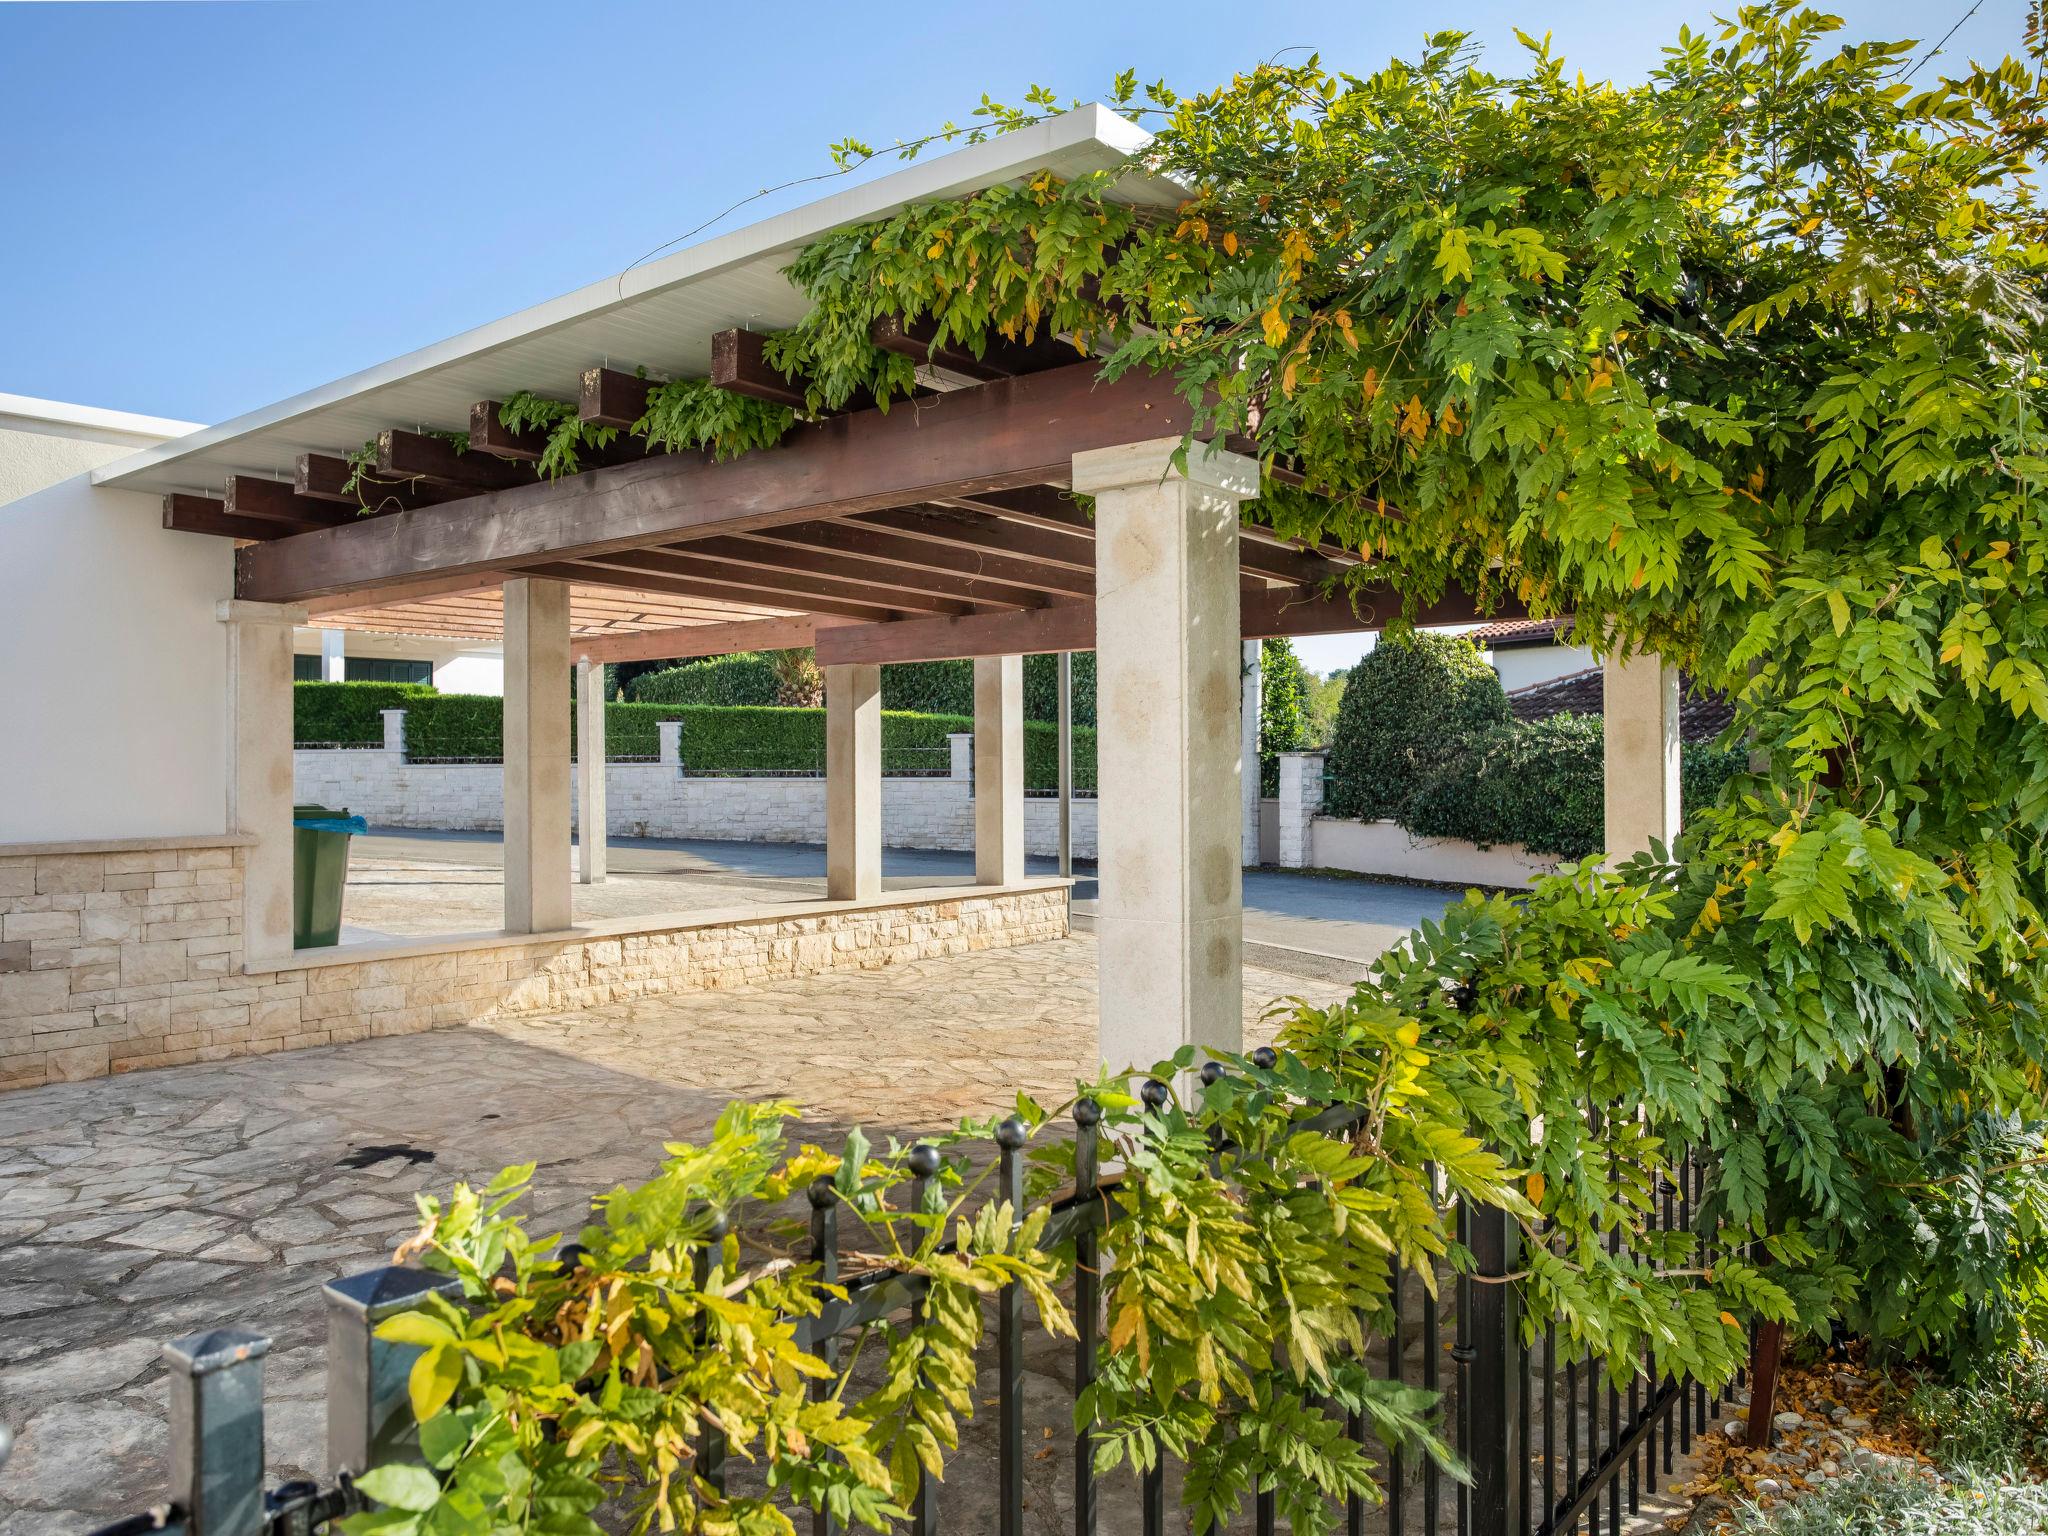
{"left": 1602, "top": 650, "right": 1682, "bottom": 860}
{"left": 658, "top": 719, "right": 683, "bottom": 771}
{"left": 220, "top": 599, "right": 306, "bottom": 962}
{"left": 503, "top": 577, "right": 572, "bottom": 933}
{"left": 1241, "top": 638, "right": 1263, "bottom": 866}
{"left": 321, "top": 626, "right": 346, "bottom": 683}
{"left": 825, "top": 663, "right": 883, "bottom": 901}
{"left": 947, "top": 732, "right": 973, "bottom": 781}
{"left": 379, "top": 708, "right": 406, "bottom": 758}
{"left": 1076, "top": 436, "right": 1257, "bottom": 1074}
{"left": 1276, "top": 750, "right": 1325, "bottom": 870}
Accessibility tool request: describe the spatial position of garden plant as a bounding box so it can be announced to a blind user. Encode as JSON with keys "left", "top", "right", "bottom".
{"left": 354, "top": 7, "right": 2048, "bottom": 1532}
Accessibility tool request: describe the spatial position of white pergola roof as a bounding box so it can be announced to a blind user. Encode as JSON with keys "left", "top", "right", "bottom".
{"left": 94, "top": 106, "right": 1171, "bottom": 503}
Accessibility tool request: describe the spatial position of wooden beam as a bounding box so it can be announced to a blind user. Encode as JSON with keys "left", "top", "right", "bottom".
{"left": 709, "top": 328, "right": 807, "bottom": 411}
{"left": 814, "top": 583, "right": 1528, "bottom": 666}
{"left": 682, "top": 533, "right": 1060, "bottom": 609}
{"left": 571, "top": 546, "right": 977, "bottom": 617}
{"left": 162, "top": 494, "right": 301, "bottom": 541}
{"left": 574, "top": 615, "right": 855, "bottom": 665}
{"left": 238, "top": 360, "right": 1195, "bottom": 603}
{"left": 224, "top": 476, "right": 354, "bottom": 529}
{"left": 517, "top": 561, "right": 907, "bottom": 623}
{"left": 842, "top": 507, "right": 1097, "bottom": 578}
{"left": 868, "top": 314, "right": 1083, "bottom": 381}
{"left": 377, "top": 429, "right": 533, "bottom": 493}
{"left": 302, "top": 572, "right": 504, "bottom": 616}
{"left": 469, "top": 400, "right": 545, "bottom": 461}
{"left": 581, "top": 367, "right": 655, "bottom": 430}
{"left": 296, "top": 453, "right": 458, "bottom": 513}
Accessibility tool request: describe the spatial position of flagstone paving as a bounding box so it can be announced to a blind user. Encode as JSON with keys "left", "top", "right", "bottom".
{"left": 0, "top": 935, "right": 1345, "bottom": 1533}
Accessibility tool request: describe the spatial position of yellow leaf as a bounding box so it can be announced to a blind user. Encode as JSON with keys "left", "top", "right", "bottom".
{"left": 1826, "top": 590, "right": 1851, "bottom": 635}
{"left": 409, "top": 1343, "right": 463, "bottom": 1423}
{"left": 1526, "top": 1173, "right": 1546, "bottom": 1204}
{"left": 1335, "top": 310, "right": 1357, "bottom": 351}
{"left": 1261, "top": 305, "right": 1289, "bottom": 348}
{"left": 1108, "top": 1301, "right": 1142, "bottom": 1353}
{"left": 1222, "top": 230, "right": 1239, "bottom": 256}
{"left": 1361, "top": 367, "right": 1380, "bottom": 403}
{"left": 1719, "top": 1311, "right": 1741, "bottom": 1329}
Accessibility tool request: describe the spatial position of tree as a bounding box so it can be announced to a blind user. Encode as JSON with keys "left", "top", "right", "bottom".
{"left": 1256, "top": 636, "right": 1311, "bottom": 795}
{"left": 1320, "top": 632, "right": 1510, "bottom": 823}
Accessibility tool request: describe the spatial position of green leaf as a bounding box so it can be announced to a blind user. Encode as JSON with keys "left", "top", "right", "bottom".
{"left": 355, "top": 1464, "right": 442, "bottom": 1513}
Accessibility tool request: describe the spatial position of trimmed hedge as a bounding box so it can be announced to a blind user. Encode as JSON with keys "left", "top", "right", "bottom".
{"left": 630, "top": 654, "right": 781, "bottom": 707}
{"left": 1321, "top": 632, "right": 1511, "bottom": 822}
{"left": 293, "top": 681, "right": 435, "bottom": 745}
{"left": 670, "top": 704, "right": 1097, "bottom": 792}
{"left": 1404, "top": 714, "right": 1748, "bottom": 860}
{"left": 875, "top": 654, "right": 1099, "bottom": 726}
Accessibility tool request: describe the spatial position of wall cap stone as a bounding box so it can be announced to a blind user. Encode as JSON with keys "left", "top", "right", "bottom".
{"left": 244, "top": 876, "right": 1075, "bottom": 976}
{"left": 0, "top": 832, "right": 256, "bottom": 860}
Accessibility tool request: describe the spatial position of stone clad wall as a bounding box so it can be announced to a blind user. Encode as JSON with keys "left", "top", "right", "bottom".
{"left": 293, "top": 745, "right": 1101, "bottom": 859}
{"left": 0, "top": 839, "right": 1070, "bottom": 1092}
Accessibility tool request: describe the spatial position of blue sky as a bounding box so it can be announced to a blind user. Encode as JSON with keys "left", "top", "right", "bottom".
{"left": 0, "top": 0, "right": 2022, "bottom": 671}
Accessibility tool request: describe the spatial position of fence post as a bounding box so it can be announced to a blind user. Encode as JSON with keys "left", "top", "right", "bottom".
{"left": 381, "top": 709, "right": 407, "bottom": 759}
{"left": 1464, "top": 1200, "right": 1524, "bottom": 1536}
{"left": 1275, "top": 750, "right": 1324, "bottom": 869}
{"left": 166, "top": 1326, "right": 270, "bottom": 1536}
{"left": 659, "top": 720, "right": 684, "bottom": 774}
{"left": 324, "top": 1266, "right": 464, "bottom": 1481}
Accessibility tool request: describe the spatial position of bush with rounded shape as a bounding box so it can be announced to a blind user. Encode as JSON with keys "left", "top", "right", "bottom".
{"left": 1321, "top": 633, "right": 1509, "bottom": 822}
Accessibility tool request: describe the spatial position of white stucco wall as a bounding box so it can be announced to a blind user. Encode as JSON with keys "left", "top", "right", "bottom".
{"left": 1490, "top": 643, "right": 1597, "bottom": 693}
{"left": 291, "top": 626, "right": 506, "bottom": 695}
{"left": 0, "top": 474, "right": 234, "bottom": 842}
{"left": 0, "top": 396, "right": 200, "bottom": 508}
{"left": 432, "top": 651, "right": 505, "bottom": 695}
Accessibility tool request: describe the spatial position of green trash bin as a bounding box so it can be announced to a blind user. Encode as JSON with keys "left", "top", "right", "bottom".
{"left": 292, "top": 804, "right": 368, "bottom": 949}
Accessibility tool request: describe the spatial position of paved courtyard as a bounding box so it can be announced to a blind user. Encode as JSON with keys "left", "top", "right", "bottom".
{"left": 0, "top": 934, "right": 1347, "bottom": 1534}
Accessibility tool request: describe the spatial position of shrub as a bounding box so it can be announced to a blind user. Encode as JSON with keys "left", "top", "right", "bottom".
{"left": 630, "top": 653, "right": 780, "bottom": 706}
{"left": 293, "top": 680, "right": 434, "bottom": 745}
{"left": 1321, "top": 632, "right": 1510, "bottom": 821}
{"left": 1726, "top": 1464, "right": 2048, "bottom": 1536}
{"left": 1258, "top": 637, "right": 1311, "bottom": 796}
{"left": 1407, "top": 714, "right": 1607, "bottom": 858}
{"left": 879, "top": 654, "right": 1099, "bottom": 725}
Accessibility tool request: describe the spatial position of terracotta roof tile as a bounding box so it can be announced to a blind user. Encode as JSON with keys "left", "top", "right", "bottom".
{"left": 1507, "top": 667, "right": 1736, "bottom": 746}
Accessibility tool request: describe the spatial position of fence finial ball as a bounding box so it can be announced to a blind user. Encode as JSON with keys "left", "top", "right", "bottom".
{"left": 1073, "top": 1096, "right": 1102, "bottom": 1128}
{"left": 1139, "top": 1078, "right": 1172, "bottom": 1112}
{"left": 808, "top": 1178, "right": 839, "bottom": 1208}
{"left": 1250, "top": 1046, "right": 1279, "bottom": 1071}
{"left": 995, "top": 1116, "right": 1030, "bottom": 1150}
{"left": 908, "top": 1143, "right": 942, "bottom": 1177}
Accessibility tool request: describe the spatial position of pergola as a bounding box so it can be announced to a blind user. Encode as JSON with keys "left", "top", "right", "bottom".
{"left": 93, "top": 109, "right": 1625, "bottom": 1067}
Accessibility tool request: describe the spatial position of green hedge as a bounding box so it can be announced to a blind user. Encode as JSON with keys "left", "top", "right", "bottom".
{"left": 1321, "top": 632, "right": 1511, "bottom": 822}
{"left": 875, "top": 654, "right": 1099, "bottom": 726}
{"left": 630, "top": 654, "right": 781, "bottom": 707}
{"left": 293, "top": 681, "right": 435, "bottom": 745}
{"left": 1403, "top": 714, "right": 1748, "bottom": 860}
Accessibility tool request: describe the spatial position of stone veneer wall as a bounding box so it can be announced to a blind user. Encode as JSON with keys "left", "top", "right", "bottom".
{"left": 294, "top": 749, "right": 1101, "bottom": 859}
{"left": 0, "top": 838, "right": 1070, "bottom": 1092}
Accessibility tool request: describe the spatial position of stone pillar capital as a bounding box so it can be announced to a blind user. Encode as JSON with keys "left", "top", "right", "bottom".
{"left": 1071, "top": 436, "right": 1261, "bottom": 502}
{"left": 215, "top": 599, "right": 307, "bottom": 627}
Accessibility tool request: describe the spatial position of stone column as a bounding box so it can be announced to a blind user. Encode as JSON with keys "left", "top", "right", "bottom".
{"left": 1241, "top": 637, "right": 1263, "bottom": 866}
{"left": 503, "top": 578, "right": 572, "bottom": 933}
{"left": 947, "top": 732, "right": 973, "bottom": 781}
{"left": 973, "top": 655, "right": 1025, "bottom": 885}
{"left": 219, "top": 600, "right": 306, "bottom": 962}
{"left": 1603, "top": 650, "right": 1682, "bottom": 860}
{"left": 320, "top": 626, "right": 346, "bottom": 683}
{"left": 1276, "top": 750, "right": 1325, "bottom": 869}
{"left": 825, "top": 662, "right": 882, "bottom": 901}
{"left": 380, "top": 709, "right": 406, "bottom": 758}
{"left": 658, "top": 719, "right": 683, "bottom": 771}
{"left": 576, "top": 656, "right": 607, "bottom": 885}
{"left": 1074, "top": 436, "right": 1258, "bottom": 1072}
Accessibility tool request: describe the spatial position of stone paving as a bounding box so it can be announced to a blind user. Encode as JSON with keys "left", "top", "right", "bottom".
{"left": 0, "top": 936, "right": 1346, "bottom": 1533}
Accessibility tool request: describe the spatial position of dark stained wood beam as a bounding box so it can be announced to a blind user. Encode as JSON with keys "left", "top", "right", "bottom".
{"left": 581, "top": 367, "right": 655, "bottom": 430}
{"left": 225, "top": 476, "right": 355, "bottom": 529}
{"left": 163, "top": 494, "right": 309, "bottom": 541}
{"left": 742, "top": 515, "right": 1094, "bottom": 595}
{"left": 573, "top": 614, "right": 856, "bottom": 665}
{"left": 680, "top": 533, "right": 1059, "bottom": 609}
{"left": 709, "top": 328, "right": 808, "bottom": 411}
{"left": 296, "top": 453, "right": 459, "bottom": 513}
{"left": 239, "top": 360, "right": 1195, "bottom": 603}
{"left": 844, "top": 506, "right": 1097, "bottom": 578}
{"left": 869, "top": 314, "right": 1083, "bottom": 381}
{"left": 469, "top": 400, "right": 545, "bottom": 461}
{"left": 377, "top": 429, "right": 534, "bottom": 493}
{"left": 572, "top": 546, "right": 978, "bottom": 618}
{"left": 814, "top": 583, "right": 1527, "bottom": 666}
{"left": 517, "top": 561, "right": 907, "bottom": 624}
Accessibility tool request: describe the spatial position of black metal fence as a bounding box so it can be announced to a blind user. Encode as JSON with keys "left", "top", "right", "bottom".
{"left": 76, "top": 1079, "right": 1719, "bottom": 1536}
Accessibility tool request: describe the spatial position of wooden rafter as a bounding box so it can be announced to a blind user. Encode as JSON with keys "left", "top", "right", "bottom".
{"left": 574, "top": 615, "right": 855, "bottom": 665}
{"left": 568, "top": 546, "right": 975, "bottom": 617}
{"left": 581, "top": 367, "right": 655, "bottom": 430}
{"left": 162, "top": 494, "right": 303, "bottom": 541}
{"left": 377, "top": 429, "right": 533, "bottom": 493}
{"left": 225, "top": 476, "right": 354, "bottom": 529}
{"left": 674, "top": 534, "right": 1062, "bottom": 610}
{"left": 840, "top": 507, "right": 1098, "bottom": 578}
{"left": 296, "top": 453, "right": 456, "bottom": 513}
{"left": 868, "top": 314, "right": 1081, "bottom": 381}
{"left": 520, "top": 561, "right": 908, "bottom": 624}
{"left": 738, "top": 516, "right": 1094, "bottom": 595}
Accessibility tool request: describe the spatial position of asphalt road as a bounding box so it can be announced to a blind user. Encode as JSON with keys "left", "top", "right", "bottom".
{"left": 349, "top": 828, "right": 1457, "bottom": 980}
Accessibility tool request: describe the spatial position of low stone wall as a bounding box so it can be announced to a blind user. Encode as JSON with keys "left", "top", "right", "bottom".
{"left": 294, "top": 728, "right": 1099, "bottom": 859}
{"left": 0, "top": 837, "right": 1071, "bottom": 1091}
